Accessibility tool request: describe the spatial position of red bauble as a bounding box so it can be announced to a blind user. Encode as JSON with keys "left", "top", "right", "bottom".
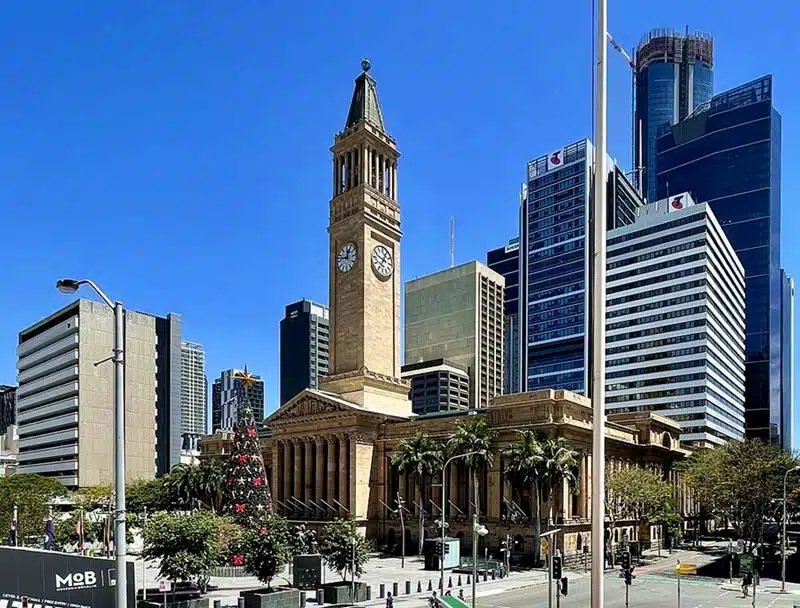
{"left": 259, "top": 527, "right": 269, "bottom": 536}
{"left": 226, "top": 478, "right": 233, "bottom": 486}
{"left": 253, "top": 476, "right": 263, "bottom": 487}
{"left": 238, "top": 454, "right": 248, "bottom": 464}
{"left": 247, "top": 427, "right": 257, "bottom": 438}
{"left": 232, "top": 554, "right": 244, "bottom": 566}
{"left": 235, "top": 503, "right": 246, "bottom": 513}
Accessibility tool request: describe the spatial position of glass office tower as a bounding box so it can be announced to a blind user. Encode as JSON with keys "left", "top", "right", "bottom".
{"left": 520, "top": 139, "right": 643, "bottom": 394}
{"left": 487, "top": 238, "right": 520, "bottom": 395}
{"left": 656, "top": 75, "right": 783, "bottom": 444}
{"left": 634, "top": 29, "right": 714, "bottom": 203}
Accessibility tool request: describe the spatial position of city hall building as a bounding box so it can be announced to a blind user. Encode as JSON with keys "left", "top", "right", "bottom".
{"left": 201, "top": 61, "right": 692, "bottom": 559}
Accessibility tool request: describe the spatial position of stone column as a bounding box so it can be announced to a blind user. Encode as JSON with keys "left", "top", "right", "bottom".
{"left": 293, "top": 439, "right": 302, "bottom": 501}
{"left": 488, "top": 451, "right": 501, "bottom": 520}
{"left": 363, "top": 145, "right": 369, "bottom": 185}
{"left": 394, "top": 161, "right": 399, "bottom": 201}
{"left": 327, "top": 436, "right": 337, "bottom": 506}
{"left": 282, "top": 441, "right": 292, "bottom": 507}
{"left": 338, "top": 435, "right": 349, "bottom": 513}
{"left": 315, "top": 437, "right": 325, "bottom": 504}
{"left": 271, "top": 440, "right": 280, "bottom": 506}
{"left": 304, "top": 438, "right": 314, "bottom": 505}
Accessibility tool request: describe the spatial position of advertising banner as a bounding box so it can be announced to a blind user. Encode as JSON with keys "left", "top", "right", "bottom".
{"left": 0, "top": 546, "right": 135, "bottom": 608}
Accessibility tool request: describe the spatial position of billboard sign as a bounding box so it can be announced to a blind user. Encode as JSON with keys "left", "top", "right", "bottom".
{"left": 545, "top": 149, "right": 565, "bottom": 172}
{"left": 0, "top": 546, "right": 135, "bottom": 608}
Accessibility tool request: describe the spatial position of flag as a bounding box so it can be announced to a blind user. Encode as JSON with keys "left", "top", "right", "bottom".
{"left": 44, "top": 518, "right": 55, "bottom": 550}
{"left": 7, "top": 520, "right": 17, "bottom": 547}
{"left": 75, "top": 511, "right": 84, "bottom": 554}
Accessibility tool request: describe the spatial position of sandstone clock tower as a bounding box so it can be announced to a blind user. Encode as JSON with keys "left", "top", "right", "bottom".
{"left": 318, "top": 60, "right": 411, "bottom": 417}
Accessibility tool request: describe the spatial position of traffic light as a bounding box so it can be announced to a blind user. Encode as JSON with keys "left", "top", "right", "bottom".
{"left": 443, "top": 543, "right": 450, "bottom": 555}
{"left": 435, "top": 542, "right": 443, "bottom": 557}
{"left": 560, "top": 577, "right": 568, "bottom": 596}
{"left": 621, "top": 550, "right": 631, "bottom": 571}
{"left": 552, "top": 555, "right": 562, "bottom": 579}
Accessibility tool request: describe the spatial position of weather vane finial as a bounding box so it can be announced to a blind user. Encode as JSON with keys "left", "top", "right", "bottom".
{"left": 361, "top": 58, "right": 371, "bottom": 73}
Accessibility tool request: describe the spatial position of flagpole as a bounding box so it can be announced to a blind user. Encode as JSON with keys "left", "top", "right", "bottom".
{"left": 12, "top": 504, "right": 18, "bottom": 547}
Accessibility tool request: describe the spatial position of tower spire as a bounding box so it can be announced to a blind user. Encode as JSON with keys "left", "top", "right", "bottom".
{"left": 345, "top": 58, "right": 386, "bottom": 131}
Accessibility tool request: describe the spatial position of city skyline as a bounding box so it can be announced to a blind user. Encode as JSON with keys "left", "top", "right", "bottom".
{"left": 0, "top": 3, "right": 796, "bottom": 442}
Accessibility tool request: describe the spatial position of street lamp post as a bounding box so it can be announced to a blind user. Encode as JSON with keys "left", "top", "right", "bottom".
{"left": 440, "top": 451, "right": 485, "bottom": 596}
{"left": 350, "top": 537, "right": 356, "bottom": 606}
{"left": 472, "top": 517, "right": 488, "bottom": 608}
{"left": 782, "top": 465, "right": 800, "bottom": 592}
{"left": 57, "top": 279, "right": 127, "bottom": 608}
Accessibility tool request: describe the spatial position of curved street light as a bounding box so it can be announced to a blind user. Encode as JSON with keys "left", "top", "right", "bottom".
{"left": 57, "top": 278, "right": 127, "bottom": 608}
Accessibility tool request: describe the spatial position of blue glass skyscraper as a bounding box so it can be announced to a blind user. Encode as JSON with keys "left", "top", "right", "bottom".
{"left": 634, "top": 29, "right": 714, "bottom": 203}
{"left": 656, "top": 75, "right": 784, "bottom": 445}
{"left": 487, "top": 238, "right": 520, "bottom": 395}
{"left": 520, "top": 140, "right": 642, "bottom": 394}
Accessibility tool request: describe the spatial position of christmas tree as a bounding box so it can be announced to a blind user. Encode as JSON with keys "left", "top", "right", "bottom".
{"left": 224, "top": 368, "right": 273, "bottom": 527}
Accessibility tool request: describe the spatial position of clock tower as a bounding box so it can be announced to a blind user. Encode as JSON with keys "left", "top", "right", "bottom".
{"left": 319, "top": 60, "right": 410, "bottom": 417}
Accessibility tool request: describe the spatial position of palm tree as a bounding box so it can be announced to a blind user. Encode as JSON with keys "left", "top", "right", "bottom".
{"left": 502, "top": 430, "right": 545, "bottom": 563}
{"left": 165, "top": 460, "right": 225, "bottom": 512}
{"left": 448, "top": 415, "right": 496, "bottom": 519}
{"left": 391, "top": 432, "right": 444, "bottom": 553}
{"left": 165, "top": 463, "right": 197, "bottom": 508}
{"left": 536, "top": 436, "right": 579, "bottom": 526}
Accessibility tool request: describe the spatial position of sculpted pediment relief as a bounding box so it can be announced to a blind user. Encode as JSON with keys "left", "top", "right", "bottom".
{"left": 284, "top": 397, "right": 344, "bottom": 418}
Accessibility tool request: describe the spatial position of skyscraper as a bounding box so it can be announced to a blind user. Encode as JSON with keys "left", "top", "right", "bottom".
{"left": 606, "top": 194, "right": 746, "bottom": 447}
{"left": 180, "top": 341, "right": 207, "bottom": 450}
{"left": 279, "top": 299, "right": 330, "bottom": 406}
{"left": 211, "top": 368, "right": 265, "bottom": 432}
{"left": 405, "top": 261, "right": 504, "bottom": 408}
{"left": 487, "top": 238, "right": 520, "bottom": 395}
{"left": 520, "top": 139, "right": 643, "bottom": 394}
{"left": 15, "top": 299, "right": 182, "bottom": 488}
{"left": 0, "top": 385, "right": 15, "bottom": 437}
{"left": 634, "top": 29, "right": 714, "bottom": 202}
{"left": 656, "top": 75, "right": 783, "bottom": 444}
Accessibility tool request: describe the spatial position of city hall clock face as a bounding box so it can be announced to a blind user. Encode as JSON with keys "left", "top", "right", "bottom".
{"left": 337, "top": 243, "right": 357, "bottom": 273}
{"left": 371, "top": 245, "right": 393, "bottom": 279}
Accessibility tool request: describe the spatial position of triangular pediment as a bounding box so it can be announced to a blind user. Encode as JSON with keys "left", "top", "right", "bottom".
{"left": 265, "top": 389, "right": 407, "bottom": 427}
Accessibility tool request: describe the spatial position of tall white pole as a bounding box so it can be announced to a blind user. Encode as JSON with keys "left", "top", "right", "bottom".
{"left": 590, "top": 0, "right": 608, "bottom": 607}
{"left": 113, "top": 302, "right": 128, "bottom": 608}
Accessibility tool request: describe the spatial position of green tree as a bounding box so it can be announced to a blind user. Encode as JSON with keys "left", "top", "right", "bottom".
{"left": 166, "top": 459, "right": 226, "bottom": 513}
{"left": 607, "top": 466, "right": 675, "bottom": 552}
{"left": 318, "top": 519, "right": 371, "bottom": 582}
{"left": 391, "top": 432, "right": 444, "bottom": 553}
{"left": 682, "top": 439, "right": 797, "bottom": 551}
{"left": 0, "top": 474, "right": 66, "bottom": 544}
{"left": 241, "top": 513, "right": 292, "bottom": 590}
{"left": 448, "top": 415, "right": 495, "bottom": 519}
{"left": 142, "top": 512, "right": 220, "bottom": 590}
{"left": 72, "top": 485, "right": 113, "bottom": 510}
{"left": 126, "top": 478, "right": 171, "bottom": 514}
{"left": 54, "top": 512, "right": 102, "bottom": 550}
{"left": 215, "top": 517, "right": 246, "bottom": 566}
{"left": 536, "top": 436, "right": 579, "bottom": 524}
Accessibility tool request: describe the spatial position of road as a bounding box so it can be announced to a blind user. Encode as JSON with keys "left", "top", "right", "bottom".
{"left": 472, "top": 552, "right": 797, "bottom": 608}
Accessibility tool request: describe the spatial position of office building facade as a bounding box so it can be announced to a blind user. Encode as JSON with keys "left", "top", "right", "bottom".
{"left": 211, "top": 368, "right": 265, "bottom": 431}
{"left": 782, "top": 270, "right": 794, "bottom": 451}
{"left": 0, "top": 385, "right": 15, "bottom": 437}
{"left": 634, "top": 29, "right": 714, "bottom": 202}
{"left": 487, "top": 238, "right": 520, "bottom": 395}
{"left": 656, "top": 75, "right": 783, "bottom": 444}
{"left": 180, "top": 341, "right": 207, "bottom": 451}
{"left": 15, "top": 299, "right": 183, "bottom": 488}
{"left": 520, "top": 139, "right": 643, "bottom": 394}
{"left": 606, "top": 195, "right": 746, "bottom": 446}
{"left": 400, "top": 359, "right": 470, "bottom": 415}
{"left": 279, "top": 299, "right": 330, "bottom": 406}
{"left": 405, "top": 261, "right": 504, "bottom": 408}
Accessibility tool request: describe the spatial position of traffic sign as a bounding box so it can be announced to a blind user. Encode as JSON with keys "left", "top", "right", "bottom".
{"left": 541, "top": 538, "right": 550, "bottom": 556}
{"left": 158, "top": 579, "right": 171, "bottom": 593}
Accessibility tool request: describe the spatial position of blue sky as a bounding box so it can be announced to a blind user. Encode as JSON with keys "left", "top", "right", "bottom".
{"left": 0, "top": 2, "right": 797, "bottom": 440}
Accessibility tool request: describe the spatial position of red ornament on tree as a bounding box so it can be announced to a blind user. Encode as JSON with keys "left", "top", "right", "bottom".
{"left": 232, "top": 554, "right": 244, "bottom": 566}
{"left": 238, "top": 454, "right": 248, "bottom": 464}
{"left": 247, "top": 427, "right": 257, "bottom": 438}
{"left": 259, "top": 527, "right": 269, "bottom": 536}
{"left": 253, "top": 476, "right": 263, "bottom": 487}
{"left": 235, "top": 503, "right": 246, "bottom": 513}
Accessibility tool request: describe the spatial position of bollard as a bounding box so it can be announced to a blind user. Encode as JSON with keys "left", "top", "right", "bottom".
{"left": 466, "top": 574, "right": 471, "bottom": 585}
{"left": 427, "top": 580, "right": 433, "bottom": 591}
{"left": 300, "top": 591, "right": 307, "bottom": 608}
{"left": 318, "top": 588, "right": 325, "bottom": 605}
{"left": 458, "top": 575, "right": 462, "bottom": 586}
{"left": 379, "top": 584, "right": 385, "bottom": 599}
{"left": 417, "top": 581, "right": 422, "bottom": 593}
{"left": 483, "top": 571, "right": 488, "bottom": 582}
{"left": 366, "top": 587, "right": 371, "bottom": 601}
{"left": 491, "top": 570, "right": 496, "bottom": 581}
{"left": 405, "top": 581, "right": 411, "bottom": 595}
{"left": 448, "top": 576, "right": 453, "bottom": 588}
{"left": 393, "top": 582, "right": 398, "bottom": 597}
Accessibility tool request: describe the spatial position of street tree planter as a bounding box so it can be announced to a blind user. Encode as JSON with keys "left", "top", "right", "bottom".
{"left": 240, "top": 587, "right": 301, "bottom": 608}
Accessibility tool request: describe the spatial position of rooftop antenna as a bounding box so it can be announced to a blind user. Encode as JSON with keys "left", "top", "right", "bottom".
{"left": 449, "top": 217, "right": 455, "bottom": 268}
